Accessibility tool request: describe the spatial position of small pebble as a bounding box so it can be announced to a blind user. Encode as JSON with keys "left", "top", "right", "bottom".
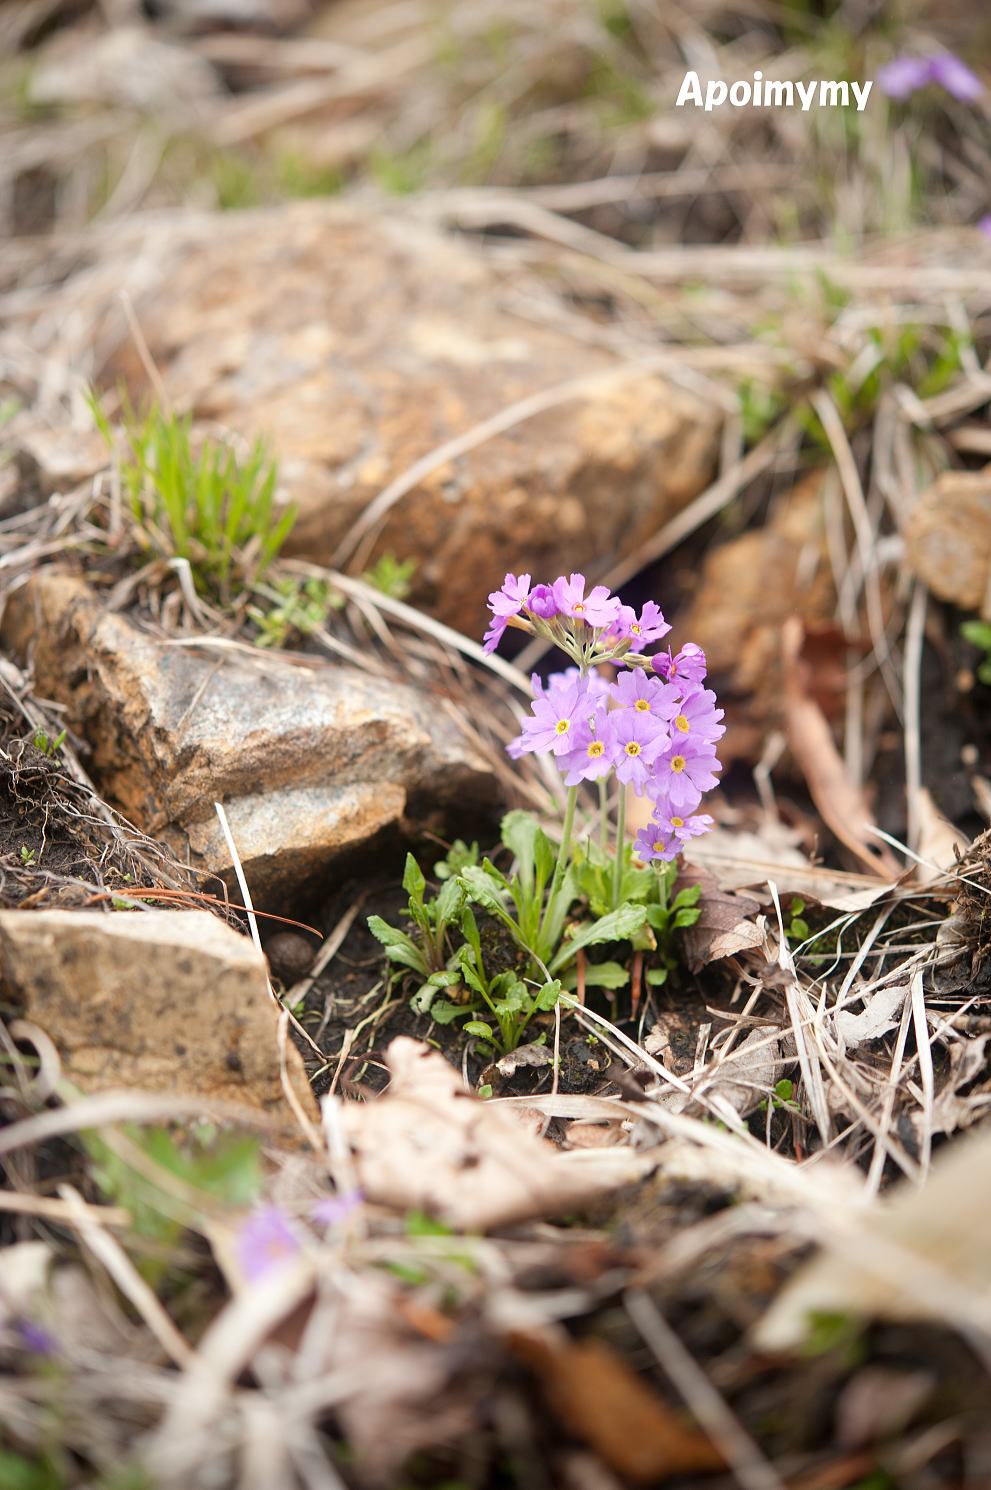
{"left": 265, "top": 931, "right": 315, "bottom": 982}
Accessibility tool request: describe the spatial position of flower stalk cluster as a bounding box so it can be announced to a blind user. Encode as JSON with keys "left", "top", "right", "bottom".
{"left": 485, "top": 571, "right": 724, "bottom": 863}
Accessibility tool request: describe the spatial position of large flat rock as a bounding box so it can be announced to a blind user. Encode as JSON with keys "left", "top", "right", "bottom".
{"left": 0, "top": 908, "right": 315, "bottom": 1118}
{"left": 2, "top": 572, "right": 494, "bottom": 899}
{"left": 8, "top": 202, "right": 720, "bottom": 632}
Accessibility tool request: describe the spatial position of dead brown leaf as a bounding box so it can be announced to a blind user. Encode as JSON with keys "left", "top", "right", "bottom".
{"left": 338, "top": 1037, "right": 655, "bottom": 1230}
{"left": 509, "top": 1329, "right": 724, "bottom": 1483}
{"left": 676, "top": 867, "right": 764, "bottom": 972}
{"left": 782, "top": 617, "right": 901, "bottom": 879}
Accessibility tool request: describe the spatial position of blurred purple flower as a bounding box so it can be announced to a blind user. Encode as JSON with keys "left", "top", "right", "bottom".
{"left": 878, "top": 53, "right": 983, "bottom": 103}
{"left": 978, "top": 216, "right": 991, "bottom": 239}
{"left": 540, "top": 668, "right": 610, "bottom": 712}
{"left": 312, "top": 1190, "right": 362, "bottom": 1227}
{"left": 236, "top": 1206, "right": 301, "bottom": 1282}
{"left": 15, "top": 1319, "right": 57, "bottom": 1357}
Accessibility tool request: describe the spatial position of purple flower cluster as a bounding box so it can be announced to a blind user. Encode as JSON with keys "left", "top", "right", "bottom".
{"left": 484, "top": 570, "right": 671, "bottom": 658}
{"left": 487, "top": 572, "right": 724, "bottom": 862}
{"left": 877, "top": 53, "right": 983, "bottom": 104}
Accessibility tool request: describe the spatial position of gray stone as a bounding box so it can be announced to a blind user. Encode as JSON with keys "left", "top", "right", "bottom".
{"left": 2, "top": 572, "right": 495, "bottom": 900}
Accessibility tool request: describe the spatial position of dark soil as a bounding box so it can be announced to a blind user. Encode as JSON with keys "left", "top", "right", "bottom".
{"left": 283, "top": 856, "right": 739, "bottom": 1108}
{"left": 0, "top": 699, "right": 184, "bottom": 907}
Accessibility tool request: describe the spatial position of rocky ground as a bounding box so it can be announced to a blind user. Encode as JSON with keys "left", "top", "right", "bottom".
{"left": 2, "top": 2, "right": 991, "bottom": 1488}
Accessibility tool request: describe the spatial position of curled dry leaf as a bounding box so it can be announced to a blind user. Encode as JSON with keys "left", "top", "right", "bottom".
{"left": 676, "top": 867, "right": 764, "bottom": 972}
{"left": 336, "top": 1037, "right": 655, "bottom": 1231}
{"left": 645, "top": 1021, "right": 787, "bottom": 1117}
{"left": 834, "top": 985, "right": 908, "bottom": 1049}
{"left": 509, "top": 1329, "right": 724, "bottom": 1484}
{"left": 493, "top": 1041, "right": 555, "bottom": 1079}
{"left": 695, "top": 1029, "right": 787, "bottom": 1117}
{"left": 781, "top": 617, "right": 901, "bottom": 880}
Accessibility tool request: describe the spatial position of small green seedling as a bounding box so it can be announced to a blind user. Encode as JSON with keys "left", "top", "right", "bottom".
{"left": 759, "top": 1077, "right": 801, "bottom": 1115}
{"left": 32, "top": 728, "right": 66, "bottom": 758}
{"left": 961, "top": 619, "right": 991, "bottom": 685}
{"left": 786, "top": 897, "right": 810, "bottom": 944}
{"left": 19, "top": 845, "right": 37, "bottom": 867}
{"left": 247, "top": 576, "right": 337, "bottom": 649}
{"left": 362, "top": 553, "right": 417, "bottom": 601}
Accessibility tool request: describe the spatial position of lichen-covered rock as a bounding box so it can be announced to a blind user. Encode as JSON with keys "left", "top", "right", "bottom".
{"left": 2, "top": 572, "right": 495, "bottom": 899}
{"left": 10, "top": 201, "right": 721, "bottom": 632}
{"left": 905, "top": 467, "right": 991, "bottom": 614}
{"left": 0, "top": 908, "right": 315, "bottom": 1118}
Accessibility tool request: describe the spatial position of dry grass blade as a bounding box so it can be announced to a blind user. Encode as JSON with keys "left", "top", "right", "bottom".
{"left": 910, "top": 969, "right": 935, "bottom": 1179}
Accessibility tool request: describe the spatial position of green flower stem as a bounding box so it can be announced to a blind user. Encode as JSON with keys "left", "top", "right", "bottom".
{"left": 541, "top": 785, "right": 578, "bottom": 947}
{"left": 612, "top": 786, "right": 627, "bottom": 909}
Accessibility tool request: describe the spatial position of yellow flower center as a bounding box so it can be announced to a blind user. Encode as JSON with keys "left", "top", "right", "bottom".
{"left": 670, "top": 755, "right": 686, "bottom": 773}
{"left": 634, "top": 698, "right": 651, "bottom": 712}
{"left": 631, "top": 623, "right": 642, "bottom": 635}
{"left": 653, "top": 840, "right": 666, "bottom": 853}
{"left": 625, "top": 741, "right": 641, "bottom": 757}
{"left": 674, "top": 714, "right": 689, "bottom": 733}
{"left": 573, "top": 602, "right": 585, "bottom": 614}
{"left": 587, "top": 740, "right": 605, "bottom": 758}
{"left": 670, "top": 816, "right": 684, "bottom": 828}
{"left": 555, "top": 719, "right": 570, "bottom": 736}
